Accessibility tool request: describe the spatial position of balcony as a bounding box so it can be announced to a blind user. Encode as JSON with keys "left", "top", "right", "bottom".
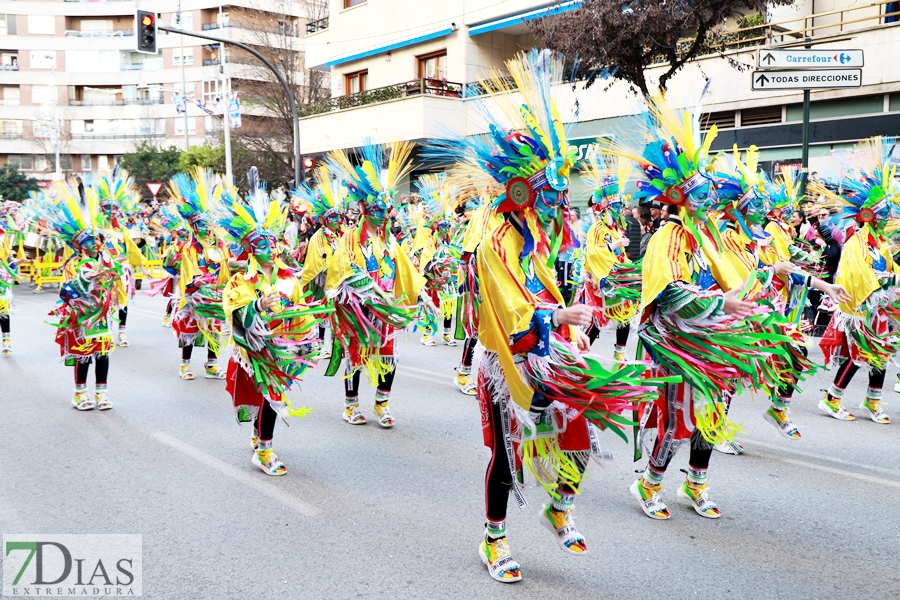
{"left": 71, "top": 132, "right": 159, "bottom": 140}
{"left": 202, "top": 21, "right": 300, "bottom": 37}
{"left": 299, "top": 78, "right": 463, "bottom": 117}
{"left": 0, "top": 132, "right": 20, "bottom": 139}
{"left": 65, "top": 29, "right": 134, "bottom": 37}
{"left": 0, "top": 99, "right": 20, "bottom": 106}
{"left": 70, "top": 98, "right": 164, "bottom": 106}
{"left": 0, "top": 64, "right": 18, "bottom": 72}
{"left": 120, "top": 62, "right": 163, "bottom": 71}
{"left": 306, "top": 17, "right": 328, "bottom": 35}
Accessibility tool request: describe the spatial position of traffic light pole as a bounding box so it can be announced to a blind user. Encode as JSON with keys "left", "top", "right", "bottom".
{"left": 158, "top": 22, "right": 301, "bottom": 186}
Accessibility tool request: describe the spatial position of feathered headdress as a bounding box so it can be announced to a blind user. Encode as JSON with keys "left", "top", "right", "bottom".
{"left": 150, "top": 202, "right": 189, "bottom": 238}
{"left": 765, "top": 165, "right": 803, "bottom": 220}
{"left": 581, "top": 151, "right": 633, "bottom": 229}
{"left": 326, "top": 140, "right": 415, "bottom": 216}
{"left": 290, "top": 165, "right": 346, "bottom": 222}
{"left": 214, "top": 167, "right": 285, "bottom": 245}
{"left": 709, "top": 145, "right": 769, "bottom": 240}
{"left": 809, "top": 136, "right": 900, "bottom": 229}
{"left": 169, "top": 167, "right": 219, "bottom": 227}
{"left": 95, "top": 166, "right": 140, "bottom": 219}
{"left": 415, "top": 173, "right": 452, "bottom": 229}
{"left": 30, "top": 177, "right": 102, "bottom": 251}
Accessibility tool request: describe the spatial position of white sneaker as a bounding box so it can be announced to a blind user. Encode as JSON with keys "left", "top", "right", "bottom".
{"left": 893, "top": 381, "right": 900, "bottom": 393}
{"left": 860, "top": 400, "right": 891, "bottom": 424}
{"left": 629, "top": 479, "right": 670, "bottom": 520}
{"left": 420, "top": 335, "right": 436, "bottom": 346}
{"left": 677, "top": 482, "right": 722, "bottom": 519}
{"left": 818, "top": 398, "right": 855, "bottom": 421}
{"left": 72, "top": 391, "right": 95, "bottom": 411}
{"left": 713, "top": 440, "right": 744, "bottom": 455}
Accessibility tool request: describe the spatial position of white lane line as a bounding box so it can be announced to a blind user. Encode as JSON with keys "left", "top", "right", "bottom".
{"left": 742, "top": 439, "right": 900, "bottom": 478}
{"left": 748, "top": 449, "right": 900, "bottom": 489}
{"left": 400, "top": 365, "right": 449, "bottom": 378}
{"left": 151, "top": 432, "right": 320, "bottom": 516}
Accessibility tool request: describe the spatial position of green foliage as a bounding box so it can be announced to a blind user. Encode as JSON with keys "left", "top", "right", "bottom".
{"left": 177, "top": 143, "right": 226, "bottom": 173}
{"left": 118, "top": 142, "right": 182, "bottom": 190}
{"left": 0, "top": 163, "right": 39, "bottom": 201}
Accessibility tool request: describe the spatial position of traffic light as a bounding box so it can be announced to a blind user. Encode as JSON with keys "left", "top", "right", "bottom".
{"left": 302, "top": 157, "right": 315, "bottom": 184}
{"left": 136, "top": 11, "right": 158, "bottom": 54}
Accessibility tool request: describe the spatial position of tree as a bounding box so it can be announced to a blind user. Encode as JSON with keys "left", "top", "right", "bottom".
{"left": 530, "top": 0, "right": 795, "bottom": 96}
{"left": 226, "top": 0, "right": 331, "bottom": 187}
{"left": 0, "top": 164, "right": 39, "bottom": 201}
{"left": 118, "top": 142, "right": 182, "bottom": 194}
{"left": 177, "top": 143, "right": 225, "bottom": 173}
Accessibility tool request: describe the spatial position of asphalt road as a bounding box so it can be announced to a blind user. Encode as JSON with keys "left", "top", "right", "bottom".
{"left": 1, "top": 289, "right": 899, "bottom": 599}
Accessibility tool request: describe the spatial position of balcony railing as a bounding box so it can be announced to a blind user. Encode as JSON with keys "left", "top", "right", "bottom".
{"left": 202, "top": 21, "right": 299, "bottom": 37}
{"left": 203, "top": 59, "right": 221, "bottom": 66}
{"left": 71, "top": 132, "right": 160, "bottom": 140}
{"left": 299, "top": 78, "right": 463, "bottom": 117}
{"left": 70, "top": 98, "right": 164, "bottom": 106}
{"left": 65, "top": 29, "right": 134, "bottom": 37}
{"left": 0, "top": 64, "right": 19, "bottom": 71}
{"left": 306, "top": 17, "right": 328, "bottom": 34}
{"left": 120, "top": 63, "right": 164, "bottom": 71}
{"left": 0, "top": 132, "right": 21, "bottom": 139}
{"left": 0, "top": 99, "right": 20, "bottom": 106}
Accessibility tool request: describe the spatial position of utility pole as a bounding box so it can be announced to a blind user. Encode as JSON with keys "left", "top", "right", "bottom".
{"left": 799, "top": 37, "right": 812, "bottom": 199}
{"left": 178, "top": 0, "right": 190, "bottom": 150}
{"left": 219, "top": 5, "right": 232, "bottom": 184}
{"left": 49, "top": 61, "right": 61, "bottom": 181}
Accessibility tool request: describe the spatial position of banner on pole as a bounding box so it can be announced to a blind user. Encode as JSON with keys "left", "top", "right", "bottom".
{"left": 228, "top": 92, "right": 241, "bottom": 129}
{"left": 173, "top": 95, "right": 186, "bottom": 115}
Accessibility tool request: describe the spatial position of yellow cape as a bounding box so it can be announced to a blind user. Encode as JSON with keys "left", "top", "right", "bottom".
{"left": 836, "top": 224, "right": 900, "bottom": 316}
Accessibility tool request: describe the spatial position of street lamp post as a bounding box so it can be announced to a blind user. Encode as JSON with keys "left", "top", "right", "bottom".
{"left": 177, "top": 0, "right": 190, "bottom": 150}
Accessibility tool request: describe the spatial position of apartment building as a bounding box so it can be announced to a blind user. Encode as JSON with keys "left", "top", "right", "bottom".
{"left": 0, "top": 0, "right": 321, "bottom": 184}
{"left": 302, "top": 0, "right": 900, "bottom": 199}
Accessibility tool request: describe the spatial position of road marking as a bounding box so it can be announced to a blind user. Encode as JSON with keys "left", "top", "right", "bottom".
{"left": 151, "top": 432, "right": 320, "bottom": 516}
{"left": 742, "top": 439, "right": 900, "bottom": 478}
{"left": 400, "top": 365, "right": 449, "bottom": 378}
{"left": 747, "top": 448, "right": 900, "bottom": 489}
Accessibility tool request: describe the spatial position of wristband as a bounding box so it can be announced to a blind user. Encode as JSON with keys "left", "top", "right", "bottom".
{"left": 805, "top": 275, "right": 813, "bottom": 288}
{"left": 551, "top": 309, "right": 559, "bottom": 329}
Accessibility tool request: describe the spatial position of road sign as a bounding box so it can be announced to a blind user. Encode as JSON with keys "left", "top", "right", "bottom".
{"left": 757, "top": 49, "right": 863, "bottom": 69}
{"left": 146, "top": 182, "right": 163, "bottom": 197}
{"left": 751, "top": 69, "right": 861, "bottom": 91}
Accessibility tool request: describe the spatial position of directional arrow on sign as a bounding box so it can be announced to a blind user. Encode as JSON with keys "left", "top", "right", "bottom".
{"left": 755, "top": 73, "right": 770, "bottom": 87}
{"left": 762, "top": 52, "right": 775, "bottom": 65}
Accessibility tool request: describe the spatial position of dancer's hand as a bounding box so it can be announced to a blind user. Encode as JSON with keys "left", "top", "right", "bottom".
{"left": 259, "top": 292, "right": 280, "bottom": 310}
{"left": 611, "top": 237, "right": 629, "bottom": 250}
{"left": 574, "top": 328, "right": 591, "bottom": 352}
{"left": 773, "top": 261, "right": 797, "bottom": 277}
{"left": 556, "top": 304, "right": 592, "bottom": 328}
{"left": 723, "top": 287, "right": 755, "bottom": 319}
{"left": 824, "top": 283, "right": 851, "bottom": 304}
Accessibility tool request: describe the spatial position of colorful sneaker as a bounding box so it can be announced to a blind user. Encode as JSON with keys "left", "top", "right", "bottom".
{"left": 714, "top": 440, "right": 744, "bottom": 455}
{"left": 764, "top": 406, "right": 802, "bottom": 439}
{"left": 894, "top": 377, "right": 900, "bottom": 394}
{"left": 1, "top": 339, "right": 11, "bottom": 356}
{"left": 818, "top": 394, "right": 855, "bottom": 421}
{"left": 374, "top": 402, "right": 394, "bottom": 428}
{"left": 72, "top": 391, "right": 95, "bottom": 411}
{"left": 538, "top": 504, "right": 588, "bottom": 554}
{"left": 443, "top": 333, "right": 458, "bottom": 347}
{"left": 860, "top": 399, "right": 890, "bottom": 424}
{"left": 455, "top": 371, "right": 477, "bottom": 396}
{"left": 204, "top": 362, "right": 225, "bottom": 379}
{"left": 478, "top": 537, "right": 522, "bottom": 584}
{"left": 179, "top": 364, "right": 195, "bottom": 380}
{"left": 162, "top": 316, "right": 171, "bottom": 328}
{"left": 420, "top": 335, "right": 436, "bottom": 346}
{"left": 320, "top": 346, "right": 332, "bottom": 360}
{"left": 95, "top": 392, "right": 113, "bottom": 411}
{"left": 342, "top": 404, "right": 367, "bottom": 425}
{"left": 252, "top": 449, "right": 286, "bottom": 476}
{"left": 613, "top": 350, "right": 626, "bottom": 362}
{"left": 677, "top": 481, "right": 721, "bottom": 519}
{"left": 251, "top": 435, "right": 259, "bottom": 450}
{"left": 629, "top": 479, "right": 670, "bottom": 520}
{"left": 117, "top": 331, "right": 129, "bottom": 348}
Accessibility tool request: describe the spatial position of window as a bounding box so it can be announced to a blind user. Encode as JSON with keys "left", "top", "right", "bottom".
{"left": 29, "top": 51, "right": 56, "bottom": 69}
{"left": 202, "top": 79, "right": 221, "bottom": 103}
{"left": 740, "top": 105, "right": 782, "bottom": 127}
{"left": 418, "top": 51, "right": 447, "bottom": 80}
{"left": 30, "top": 85, "right": 56, "bottom": 105}
{"left": 0, "top": 14, "right": 17, "bottom": 36}
{"left": 97, "top": 155, "right": 109, "bottom": 171}
{"left": 8, "top": 155, "right": 33, "bottom": 170}
{"left": 0, "top": 87, "right": 19, "bottom": 105}
{"left": 345, "top": 70, "right": 367, "bottom": 95}
{"left": 84, "top": 120, "right": 94, "bottom": 132}
{"left": 344, "top": 0, "right": 366, "bottom": 8}
{"left": 173, "top": 47, "right": 195, "bottom": 66}
{"left": 80, "top": 154, "right": 92, "bottom": 170}
{"left": 80, "top": 19, "right": 113, "bottom": 33}
{"left": 700, "top": 111, "right": 736, "bottom": 131}
{"left": 0, "top": 120, "right": 20, "bottom": 135}
{"left": 35, "top": 155, "right": 50, "bottom": 171}
{"left": 177, "top": 12, "right": 193, "bottom": 30}
{"left": 175, "top": 117, "right": 197, "bottom": 136}
{"left": 27, "top": 15, "right": 55, "bottom": 35}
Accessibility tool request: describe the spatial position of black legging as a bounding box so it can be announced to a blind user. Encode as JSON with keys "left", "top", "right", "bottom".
{"left": 254, "top": 400, "right": 278, "bottom": 442}
{"left": 0, "top": 315, "right": 9, "bottom": 334}
{"left": 776, "top": 346, "right": 809, "bottom": 400}
{"left": 182, "top": 344, "right": 217, "bottom": 362}
{"left": 831, "top": 359, "right": 886, "bottom": 395}
{"left": 651, "top": 428, "right": 712, "bottom": 473}
{"left": 118, "top": 307, "right": 127, "bottom": 327}
{"left": 74, "top": 355, "right": 110, "bottom": 386}
{"left": 443, "top": 315, "right": 452, "bottom": 330}
{"left": 461, "top": 337, "right": 477, "bottom": 369}
{"left": 345, "top": 367, "right": 395, "bottom": 398}
{"left": 587, "top": 323, "right": 630, "bottom": 348}
{"left": 483, "top": 391, "right": 584, "bottom": 522}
